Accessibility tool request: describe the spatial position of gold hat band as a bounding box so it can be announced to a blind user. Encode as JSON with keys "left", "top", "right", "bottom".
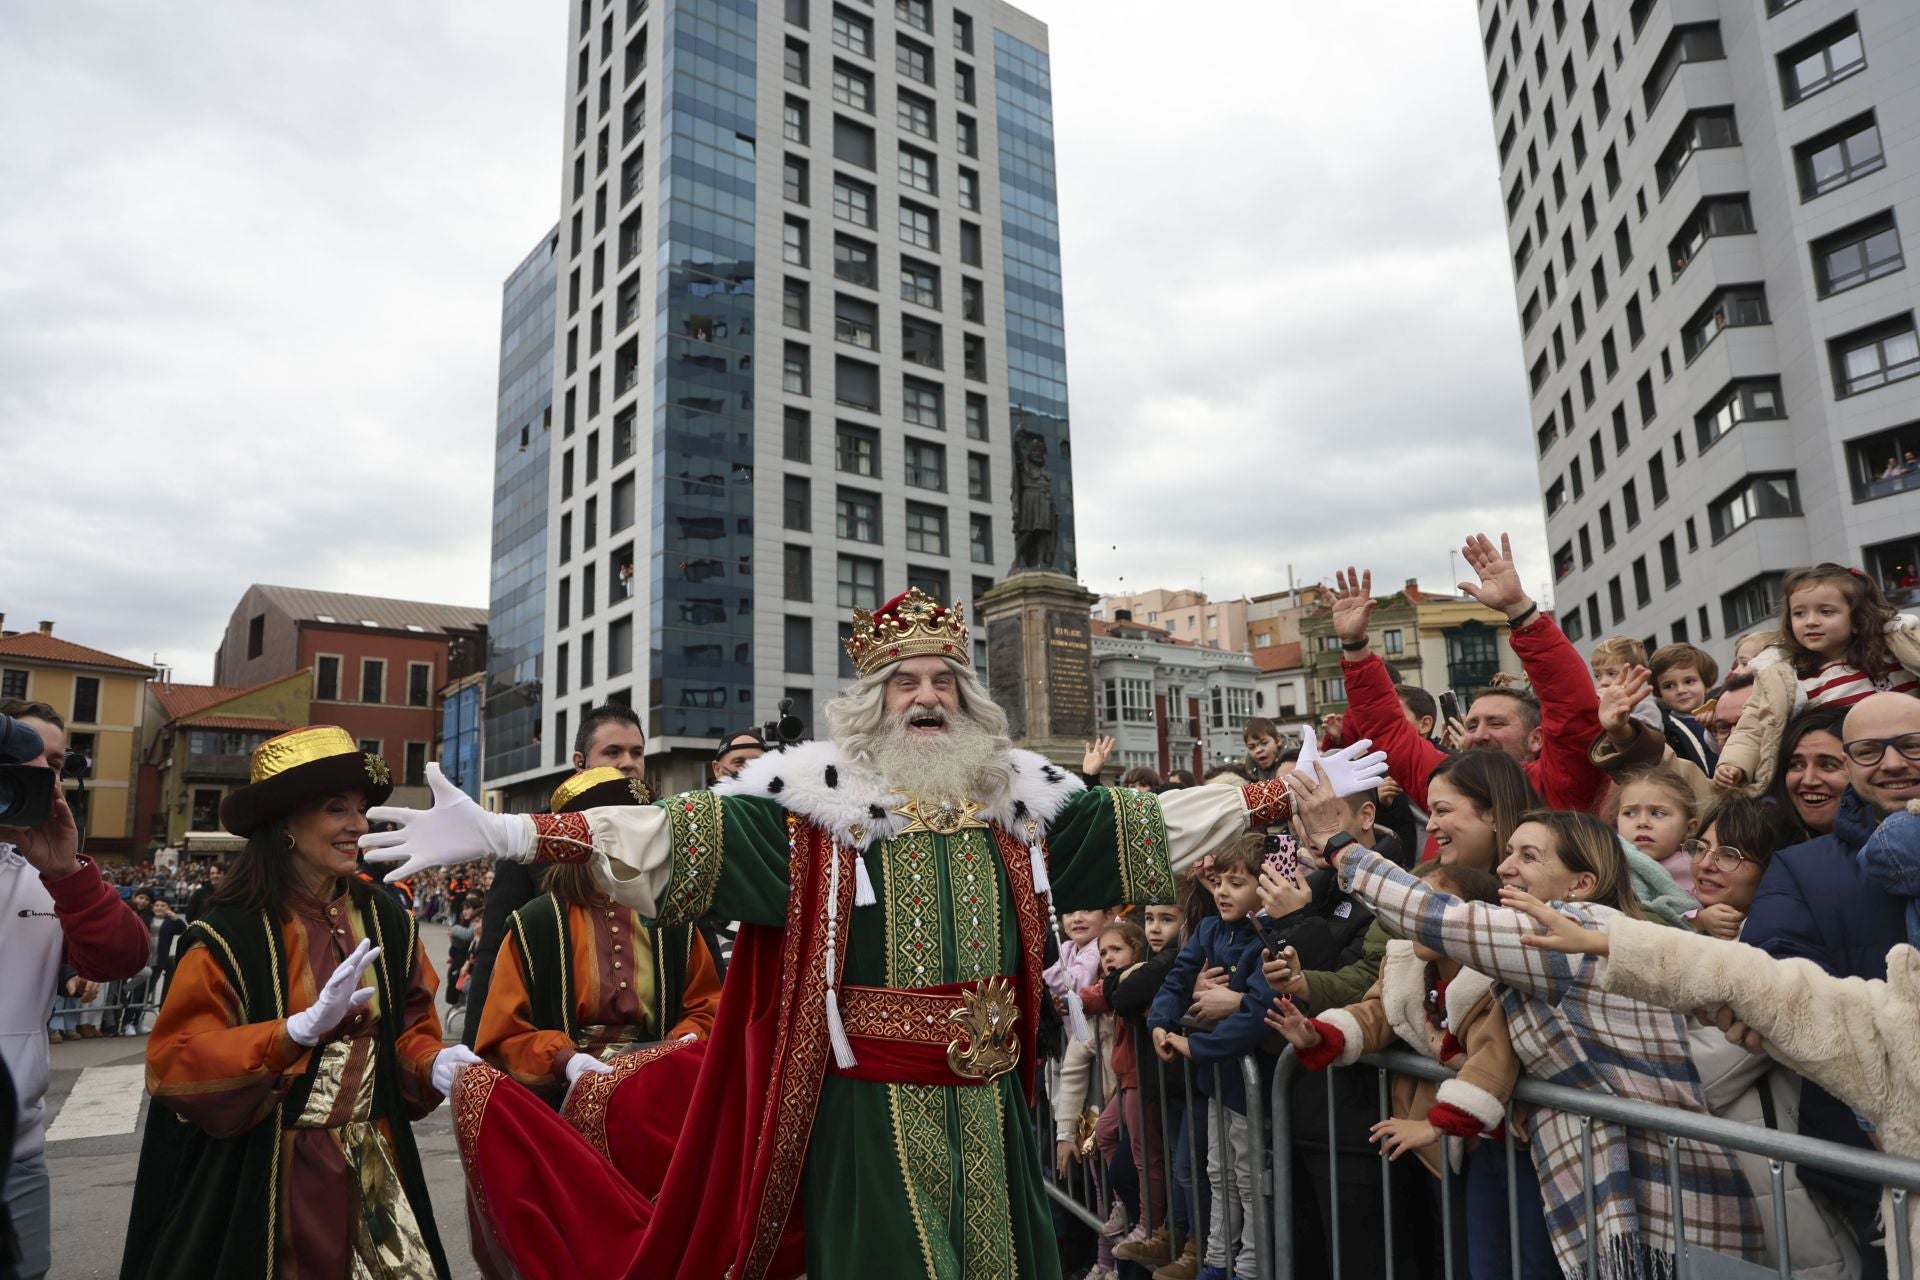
{"left": 549, "top": 766, "right": 640, "bottom": 813}
{"left": 249, "top": 726, "right": 363, "bottom": 784}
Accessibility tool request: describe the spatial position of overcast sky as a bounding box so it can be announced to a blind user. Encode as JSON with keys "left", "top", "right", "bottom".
{"left": 0, "top": 1, "right": 1545, "bottom": 684}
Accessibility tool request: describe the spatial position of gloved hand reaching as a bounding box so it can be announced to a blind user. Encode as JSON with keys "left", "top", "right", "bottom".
{"left": 360, "top": 764, "right": 535, "bottom": 884}
{"left": 287, "top": 939, "right": 381, "bottom": 1047}
{"left": 1313, "top": 737, "right": 1390, "bottom": 798}
{"left": 564, "top": 1053, "right": 616, "bottom": 1085}
{"left": 431, "top": 1045, "right": 486, "bottom": 1096}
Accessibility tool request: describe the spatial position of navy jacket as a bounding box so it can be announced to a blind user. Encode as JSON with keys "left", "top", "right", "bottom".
{"left": 1148, "top": 916, "right": 1267, "bottom": 1113}
{"left": 1744, "top": 787, "right": 1905, "bottom": 1203}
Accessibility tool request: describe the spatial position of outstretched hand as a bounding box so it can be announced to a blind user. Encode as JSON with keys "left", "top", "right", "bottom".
{"left": 1598, "top": 665, "right": 1654, "bottom": 742}
{"left": 1330, "top": 568, "right": 1375, "bottom": 646}
{"left": 360, "top": 764, "right": 532, "bottom": 883}
{"left": 1264, "top": 996, "right": 1322, "bottom": 1052}
{"left": 1458, "top": 532, "right": 1533, "bottom": 620}
{"left": 1500, "top": 887, "right": 1610, "bottom": 956}
{"left": 1081, "top": 735, "right": 1116, "bottom": 777}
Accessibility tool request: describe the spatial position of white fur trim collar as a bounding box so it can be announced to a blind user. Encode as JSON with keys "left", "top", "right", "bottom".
{"left": 712, "top": 740, "right": 1084, "bottom": 848}
{"left": 1379, "top": 942, "right": 1494, "bottom": 1061}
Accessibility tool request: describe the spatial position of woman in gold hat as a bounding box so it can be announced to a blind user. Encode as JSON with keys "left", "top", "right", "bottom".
{"left": 474, "top": 767, "right": 722, "bottom": 1103}
{"left": 122, "top": 727, "right": 477, "bottom": 1279}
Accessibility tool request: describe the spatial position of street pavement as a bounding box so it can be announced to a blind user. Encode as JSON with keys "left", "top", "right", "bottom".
{"left": 43, "top": 921, "right": 485, "bottom": 1278}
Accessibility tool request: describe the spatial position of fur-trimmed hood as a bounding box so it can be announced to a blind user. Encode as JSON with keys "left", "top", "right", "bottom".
{"left": 711, "top": 739, "right": 1084, "bottom": 849}
{"left": 1378, "top": 940, "right": 1494, "bottom": 1062}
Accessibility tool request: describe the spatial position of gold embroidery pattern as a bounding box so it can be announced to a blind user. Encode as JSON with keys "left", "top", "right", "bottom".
{"left": 992, "top": 827, "right": 1050, "bottom": 1103}
{"left": 1109, "top": 788, "right": 1175, "bottom": 905}
{"left": 1240, "top": 778, "right": 1294, "bottom": 829}
{"left": 561, "top": 1039, "right": 695, "bottom": 1160}
{"left": 452, "top": 1066, "right": 500, "bottom": 1219}
{"left": 958, "top": 1082, "right": 1016, "bottom": 1277}
{"left": 531, "top": 812, "right": 595, "bottom": 863}
{"left": 948, "top": 829, "right": 1000, "bottom": 983}
{"left": 659, "top": 793, "right": 724, "bottom": 925}
{"left": 887, "top": 1082, "right": 956, "bottom": 1279}
{"left": 884, "top": 831, "right": 944, "bottom": 988}
{"left": 839, "top": 984, "right": 973, "bottom": 1045}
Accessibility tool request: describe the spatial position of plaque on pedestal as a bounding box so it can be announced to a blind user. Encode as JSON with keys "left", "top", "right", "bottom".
{"left": 976, "top": 570, "right": 1097, "bottom": 768}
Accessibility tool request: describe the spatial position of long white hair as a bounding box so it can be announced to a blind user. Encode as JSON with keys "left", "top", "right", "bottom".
{"left": 824, "top": 658, "right": 1015, "bottom": 800}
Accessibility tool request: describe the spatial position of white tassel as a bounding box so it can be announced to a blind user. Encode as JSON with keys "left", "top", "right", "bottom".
{"left": 1028, "top": 843, "right": 1051, "bottom": 895}
{"left": 825, "top": 987, "right": 857, "bottom": 1069}
{"left": 1067, "top": 988, "right": 1091, "bottom": 1042}
{"left": 853, "top": 852, "right": 876, "bottom": 907}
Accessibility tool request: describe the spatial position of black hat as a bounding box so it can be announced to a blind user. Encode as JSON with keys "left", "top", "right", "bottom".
{"left": 219, "top": 726, "right": 394, "bottom": 838}
{"left": 713, "top": 729, "right": 767, "bottom": 762}
{"left": 549, "top": 766, "right": 652, "bottom": 814}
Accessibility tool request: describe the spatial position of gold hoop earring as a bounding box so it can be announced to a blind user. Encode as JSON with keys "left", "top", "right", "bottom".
{"left": 282, "top": 831, "right": 296, "bottom": 851}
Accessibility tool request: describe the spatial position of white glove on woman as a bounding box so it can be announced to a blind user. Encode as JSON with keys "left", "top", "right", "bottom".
{"left": 431, "top": 1045, "right": 486, "bottom": 1096}
{"left": 1313, "top": 737, "right": 1391, "bottom": 799}
{"left": 287, "top": 939, "right": 381, "bottom": 1047}
{"left": 361, "top": 764, "right": 535, "bottom": 883}
{"left": 564, "top": 1053, "right": 616, "bottom": 1085}
{"left": 1294, "top": 724, "right": 1322, "bottom": 775}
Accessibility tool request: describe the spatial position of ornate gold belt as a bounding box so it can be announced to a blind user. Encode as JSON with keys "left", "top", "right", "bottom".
{"left": 834, "top": 978, "right": 1020, "bottom": 1086}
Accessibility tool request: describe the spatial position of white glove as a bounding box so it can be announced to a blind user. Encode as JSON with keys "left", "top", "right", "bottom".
{"left": 361, "top": 764, "right": 534, "bottom": 883}
{"left": 1315, "top": 737, "right": 1391, "bottom": 799}
{"left": 564, "top": 1053, "right": 616, "bottom": 1085}
{"left": 287, "top": 939, "right": 381, "bottom": 1046}
{"left": 1294, "top": 725, "right": 1320, "bottom": 775}
{"left": 431, "top": 1045, "right": 486, "bottom": 1096}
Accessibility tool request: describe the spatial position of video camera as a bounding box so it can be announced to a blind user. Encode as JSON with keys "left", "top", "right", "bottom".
{"left": 0, "top": 713, "right": 57, "bottom": 828}
{"left": 761, "top": 697, "right": 806, "bottom": 748}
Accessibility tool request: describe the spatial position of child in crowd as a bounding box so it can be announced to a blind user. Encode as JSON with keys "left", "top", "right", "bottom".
{"left": 1591, "top": 636, "right": 1718, "bottom": 774}
{"left": 1047, "top": 906, "right": 1111, "bottom": 1040}
{"left": 1242, "top": 716, "right": 1286, "bottom": 781}
{"left": 1727, "top": 629, "right": 1780, "bottom": 679}
{"left": 1268, "top": 861, "right": 1558, "bottom": 1280}
{"left": 1649, "top": 642, "right": 1717, "bottom": 716}
{"left": 1107, "top": 901, "right": 1189, "bottom": 1273}
{"left": 1717, "top": 564, "right": 1920, "bottom": 792}
{"left": 1149, "top": 838, "right": 1273, "bottom": 1280}
{"left": 1074, "top": 919, "right": 1161, "bottom": 1280}
{"left": 1609, "top": 762, "right": 1701, "bottom": 893}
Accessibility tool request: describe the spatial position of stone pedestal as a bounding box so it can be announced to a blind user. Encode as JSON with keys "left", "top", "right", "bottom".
{"left": 975, "top": 570, "right": 1097, "bottom": 768}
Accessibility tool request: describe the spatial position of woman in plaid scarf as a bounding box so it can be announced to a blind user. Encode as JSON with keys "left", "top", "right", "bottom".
{"left": 1291, "top": 764, "right": 1763, "bottom": 1280}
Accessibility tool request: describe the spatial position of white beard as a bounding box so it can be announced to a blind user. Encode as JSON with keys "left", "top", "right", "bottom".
{"left": 859, "top": 708, "right": 1003, "bottom": 805}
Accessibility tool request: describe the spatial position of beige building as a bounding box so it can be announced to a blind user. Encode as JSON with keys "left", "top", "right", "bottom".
{"left": 1247, "top": 585, "right": 1329, "bottom": 654}
{"left": 0, "top": 619, "right": 156, "bottom": 859}
{"left": 1093, "top": 588, "right": 1250, "bottom": 652}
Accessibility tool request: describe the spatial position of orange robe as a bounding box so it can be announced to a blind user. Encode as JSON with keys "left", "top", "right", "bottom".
{"left": 145, "top": 886, "right": 445, "bottom": 1276}
{"left": 475, "top": 901, "right": 722, "bottom": 1093}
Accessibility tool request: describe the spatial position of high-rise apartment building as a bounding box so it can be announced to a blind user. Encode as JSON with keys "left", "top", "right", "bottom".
{"left": 540, "top": 0, "right": 1075, "bottom": 789}
{"left": 484, "top": 228, "right": 561, "bottom": 810}
{"left": 1481, "top": 0, "right": 1920, "bottom": 662}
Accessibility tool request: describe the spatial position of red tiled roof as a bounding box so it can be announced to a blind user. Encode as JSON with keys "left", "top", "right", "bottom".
{"left": 1251, "top": 641, "right": 1305, "bottom": 673}
{"left": 151, "top": 668, "right": 308, "bottom": 722}
{"left": 182, "top": 714, "right": 298, "bottom": 733}
{"left": 0, "top": 631, "right": 155, "bottom": 674}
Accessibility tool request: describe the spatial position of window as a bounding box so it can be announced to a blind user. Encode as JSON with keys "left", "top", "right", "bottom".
{"left": 898, "top": 144, "right": 936, "bottom": 194}
{"left": 899, "top": 200, "right": 937, "bottom": 250}
{"left": 835, "top": 421, "right": 879, "bottom": 476}
{"left": 837, "top": 555, "right": 882, "bottom": 608}
{"left": 1709, "top": 473, "right": 1801, "bottom": 542}
{"left": 965, "top": 392, "right": 987, "bottom": 441}
{"left": 1832, "top": 316, "right": 1920, "bottom": 398}
{"left": 903, "top": 376, "right": 943, "bottom": 428}
{"left": 398, "top": 741, "right": 427, "bottom": 787}
{"left": 784, "top": 474, "right": 811, "bottom": 530}
{"left": 784, "top": 277, "right": 810, "bottom": 328}
{"left": 900, "top": 256, "right": 940, "bottom": 308}
{"left": 969, "top": 513, "right": 992, "bottom": 564}
{"left": 896, "top": 36, "right": 932, "bottom": 85}
{"left": 1622, "top": 479, "right": 1641, "bottom": 530}
{"left": 784, "top": 341, "right": 810, "bottom": 395}
{"left": 1644, "top": 23, "right": 1724, "bottom": 112}
{"left": 833, "top": 293, "right": 877, "bottom": 349}
{"left": 1797, "top": 114, "right": 1885, "bottom": 199}
{"left": 1632, "top": 556, "right": 1651, "bottom": 607}
{"left": 1779, "top": 16, "right": 1865, "bottom": 106}
{"left": 833, "top": 234, "right": 875, "bottom": 287}
{"left": 961, "top": 277, "right": 983, "bottom": 323}
{"left": 1655, "top": 108, "right": 1738, "bottom": 194}
{"left": 905, "top": 502, "right": 947, "bottom": 554}
{"left": 784, "top": 37, "right": 809, "bottom": 85}
{"left": 952, "top": 10, "right": 973, "bottom": 51}
{"left": 558, "top": 577, "right": 571, "bottom": 628}
{"left": 1722, "top": 572, "right": 1786, "bottom": 634}
{"left": 905, "top": 439, "right": 945, "bottom": 490}
{"left": 1683, "top": 286, "right": 1769, "bottom": 362}
{"left": 897, "top": 89, "right": 936, "bottom": 140}
{"left": 1668, "top": 195, "right": 1754, "bottom": 276}
{"left": 1846, "top": 422, "right": 1920, "bottom": 501}
{"left": 407, "top": 662, "right": 433, "bottom": 708}
{"left": 967, "top": 452, "right": 989, "bottom": 501}
{"left": 1545, "top": 476, "right": 1567, "bottom": 516}
{"left": 1609, "top": 576, "right": 1626, "bottom": 624}
{"left": 784, "top": 153, "right": 808, "bottom": 204}
{"left": 831, "top": 61, "right": 872, "bottom": 112}
{"left": 1866, "top": 535, "right": 1920, "bottom": 607}
{"left": 833, "top": 175, "right": 875, "bottom": 227}
{"left": 361, "top": 659, "right": 386, "bottom": 704}
{"left": 836, "top": 487, "right": 879, "bottom": 542}
{"left": 957, "top": 168, "right": 979, "bottom": 212}
{"left": 1695, "top": 377, "right": 1784, "bottom": 452}
{"left": 830, "top": 5, "right": 871, "bottom": 56}
{"left": 956, "top": 114, "right": 976, "bottom": 157}
{"left": 62, "top": 674, "right": 98, "bottom": 726}
{"left": 897, "top": 0, "right": 931, "bottom": 31}
{"left": 788, "top": 0, "right": 809, "bottom": 26}
{"left": 1102, "top": 678, "right": 1155, "bottom": 726}
{"left": 1579, "top": 525, "right": 1594, "bottom": 567}
{"left": 836, "top": 356, "right": 879, "bottom": 411}
{"left": 245, "top": 613, "right": 265, "bottom": 660}
{"left": 1649, "top": 453, "right": 1669, "bottom": 506}
{"left": 959, "top": 222, "right": 981, "bottom": 267}
{"left": 1814, "top": 213, "right": 1904, "bottom": 296}
{"left": 901, "top": 315, "right": 942, "bottom": 368}
{"left": 783, "top": 616, "right": 816, "bottom": 676}
{"left": 1563, "top": 607, "right": 1586, "bottom": 645}
{"left": 1602, "top": 333, "right": 1619, "bottom": 379}
{"left": 784, "top": 96, "right": 809, "bottom": 145}
{"left": 833, "top": 116, "right": 876, "bottom": 170}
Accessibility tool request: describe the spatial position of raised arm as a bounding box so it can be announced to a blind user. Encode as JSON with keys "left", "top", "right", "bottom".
{"left": 1331, "top": 567, "right": 1444, "bottom": 810}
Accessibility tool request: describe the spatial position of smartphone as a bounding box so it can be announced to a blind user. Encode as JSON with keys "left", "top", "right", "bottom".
{"left": 1253, "top": 917, "right": 1293, "bottom": 958}
{"left": 1439, "top": 691, "right": 1461, "bottom": 725}
{"left": 1262, "top": 831, "right": 1300, "bottom": 883}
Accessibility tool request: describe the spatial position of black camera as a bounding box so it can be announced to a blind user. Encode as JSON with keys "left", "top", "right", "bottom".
{"left": 0, "top": 713, "right": 57, "bottom": 828}
{"left": 762, "top": 698, "right": 806, "bottom": 747}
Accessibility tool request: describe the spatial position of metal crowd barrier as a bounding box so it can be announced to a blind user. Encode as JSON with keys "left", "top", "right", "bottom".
{"left": 1035, "top": 1035, "right": 1920, "bottom": 1280}
{"left": 48, "top": 969, "right": 168, "bottom": 1039}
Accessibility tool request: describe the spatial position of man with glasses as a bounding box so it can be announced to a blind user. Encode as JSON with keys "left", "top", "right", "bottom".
{"left": 1741, "top": 691, "right": 1920, "bottom": 1277}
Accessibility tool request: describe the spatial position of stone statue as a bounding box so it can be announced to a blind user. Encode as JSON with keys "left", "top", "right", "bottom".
{"left": 1010, "top": 430, "right": 1057, "bottom": 571}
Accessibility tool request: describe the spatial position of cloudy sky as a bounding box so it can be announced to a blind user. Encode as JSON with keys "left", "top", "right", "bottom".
{"left": 0, "top": 1, "right": 1544, "bottom": 684}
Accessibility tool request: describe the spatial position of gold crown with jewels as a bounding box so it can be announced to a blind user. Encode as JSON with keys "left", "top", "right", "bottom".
{"left": 844, "top": 587, "right": 972, "bottom": 677}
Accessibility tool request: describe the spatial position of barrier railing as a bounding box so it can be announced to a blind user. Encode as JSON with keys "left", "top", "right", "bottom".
{"left": 1035, "top": 1036, "right": 1920, "bottom": 1280}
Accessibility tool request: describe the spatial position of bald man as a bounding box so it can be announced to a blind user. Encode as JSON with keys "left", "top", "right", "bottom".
{"left": 1741, "top": 691, "right": 1920, "bottom": 1274}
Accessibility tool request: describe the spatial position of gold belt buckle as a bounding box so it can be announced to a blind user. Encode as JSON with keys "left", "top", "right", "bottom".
{"left": 945, "top": 976, "right": 1020, "bottom": 1084}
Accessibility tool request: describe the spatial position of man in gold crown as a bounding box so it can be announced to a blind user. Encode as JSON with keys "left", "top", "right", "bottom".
{"left": 364, "top": 588, "right": 1389, "bottom": 1280}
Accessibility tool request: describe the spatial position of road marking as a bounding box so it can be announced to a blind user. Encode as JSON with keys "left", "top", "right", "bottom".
{"left": 45, "top": 1065, "right": 147, "bottom": 1142}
